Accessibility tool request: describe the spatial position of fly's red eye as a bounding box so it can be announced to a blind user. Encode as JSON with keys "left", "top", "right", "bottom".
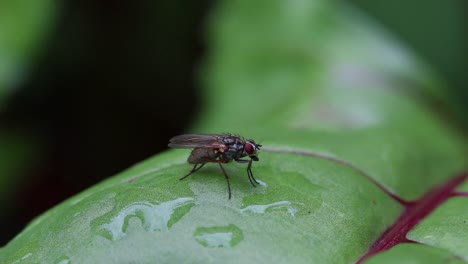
{"left": 244, "top": 142, "right": 255, "bottom": 155}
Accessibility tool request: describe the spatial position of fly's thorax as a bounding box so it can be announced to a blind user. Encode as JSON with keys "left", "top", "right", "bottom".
{"left": 221, "top": 149, "right": 245, "bottom": 162}
{"left": 220, "top": 135, "right": 247, "bottom": 161}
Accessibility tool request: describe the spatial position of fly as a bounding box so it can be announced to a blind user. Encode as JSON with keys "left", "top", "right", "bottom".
{"left": 168, "top": 133, "right": 262, "bottom": 199}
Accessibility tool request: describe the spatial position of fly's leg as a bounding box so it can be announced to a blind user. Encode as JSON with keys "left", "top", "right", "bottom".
{"left": 180, "top": 163, "right": 206, "bottom": 180}
{"left": 217, "top": 162, "right": 232, "bottom": 199}
{"left": 236, "top": 158, "right": 258, "bottom": 187}
{"left": 246, "top": 159, "right": 259, "bottom": 186}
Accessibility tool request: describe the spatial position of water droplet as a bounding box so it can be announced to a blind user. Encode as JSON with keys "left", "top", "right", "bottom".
{"left": 99, "top": 197, "right": 194, "bottom": 240}
{"left": 12, "top": 253, "right": 33, "bottom": 264}
{"left": 256, "top": 180, "right": 268, "bottom": 187}
{"left": 240, "top": 201, "right": 301, "bottom": 217}
{"left": 54, "top": 256, "right": 71, "bottom": 264}
{"left": 194, "top": 224, "right": 243, "bottom": 248}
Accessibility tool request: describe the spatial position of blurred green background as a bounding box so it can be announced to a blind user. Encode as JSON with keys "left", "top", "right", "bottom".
{"left": 0, "top": 0, "right": 466, "bottom": 246}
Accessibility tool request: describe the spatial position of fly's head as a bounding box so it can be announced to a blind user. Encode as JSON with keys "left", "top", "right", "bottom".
{"left": 244, "top": 139, "right": 261, "bottom": 161}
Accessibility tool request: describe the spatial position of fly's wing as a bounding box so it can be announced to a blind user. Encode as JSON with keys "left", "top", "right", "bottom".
{"left": 168, "top": 134, "right": 226, "bottom": 149}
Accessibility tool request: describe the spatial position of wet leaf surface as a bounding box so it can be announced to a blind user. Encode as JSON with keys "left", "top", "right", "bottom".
{"left": 1, "top": 0, "right": 467, "bottom": 263}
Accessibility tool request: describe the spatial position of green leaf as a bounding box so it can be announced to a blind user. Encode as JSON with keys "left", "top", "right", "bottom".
{"left": 1, "top": 0, "right": 466, "bottom": 263}
{"left": 365, "top": 244, "right": 466, "bottom": 264}
{"left": 408, "top": 197, "right": 468, "bottom": 258}
{"left": 0, "top": 150, "right": 403, "bottom": 263}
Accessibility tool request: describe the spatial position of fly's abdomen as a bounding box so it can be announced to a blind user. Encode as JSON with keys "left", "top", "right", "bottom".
{"left": 187, "top": 148, "right": 219, "bottom": 164}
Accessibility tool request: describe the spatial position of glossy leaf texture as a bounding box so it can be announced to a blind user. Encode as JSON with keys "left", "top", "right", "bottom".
{"left": 1, "top": 0, "right": 467, "bottom": 263}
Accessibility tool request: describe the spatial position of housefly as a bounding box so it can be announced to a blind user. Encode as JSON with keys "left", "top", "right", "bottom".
{"left": 168, "top": 133, "right": 262, "bottom": 199}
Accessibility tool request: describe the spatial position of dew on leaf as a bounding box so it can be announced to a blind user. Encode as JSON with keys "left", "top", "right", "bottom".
{"left": 256, "top": 179, "right": 268, "bottom": 187}
{"left": 240, "top": 200, "right": 302, "bottom": 217}
{"left": 54, "top": 256, "right": 71, "bottom": 264}
{"left": 194, "top": 224, "right": 244, "bottom": 248}
{"left": 12, "top": 253, "right": 33, "bottom": 264}
{"left": 97, "top": 197, "right": 194, "bottom": 240}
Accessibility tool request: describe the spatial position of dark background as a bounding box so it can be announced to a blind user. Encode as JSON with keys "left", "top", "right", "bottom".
{"left": 0, "top": 0, "right": 466, "bottom": 245}
{"left": 0, "top": 0, "right": 211, "bottom": 245}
